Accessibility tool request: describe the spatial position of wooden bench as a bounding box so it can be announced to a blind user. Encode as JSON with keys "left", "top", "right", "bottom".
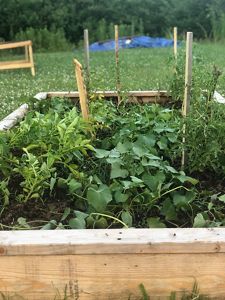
{"left": 0, "top": 40, "right": 35, "bottom": 76}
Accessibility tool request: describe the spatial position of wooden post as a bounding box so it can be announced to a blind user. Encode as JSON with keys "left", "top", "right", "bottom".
{"left": 28, "top": 43, "right": 35, "bottom": 76}
{"left": 181, "top": 32, "right": 193, "bottom": 167}
{"left": 115, "top": 25, "right": 121, "bottom": 103}
{"left": 173, "top": 27, "right": 178, "bottom": 59}
{"left": 73, "top": 59, "right": 89, "bottom": 120}
{"left": 84, "top": 29, "right": 90, "bottom": 89}
{"left": 25, "top": 45, "right": 29, "bottom": 61}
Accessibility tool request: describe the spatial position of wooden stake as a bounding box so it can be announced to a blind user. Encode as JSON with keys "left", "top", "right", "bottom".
{"left": 73, "top": 59, "right": 89, "bottom": 120}
{"left": 84, "top": 29, "right": 90, "bottom": 88}
{"left": 173, "top": 27, "right": 178, "bottom": 59}
{"left": 181, "top": 32, "right": 193, "bottom": 167}
{"left": 115, "top": 25, "right": 121, "bottom": 103}
{"left": 182, "top": 32, "right": 193, "bottom": 117}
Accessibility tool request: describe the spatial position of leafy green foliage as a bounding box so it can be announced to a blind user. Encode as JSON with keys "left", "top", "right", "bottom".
{"left": 0, "top": 98, "right": 204, "bottom": 229}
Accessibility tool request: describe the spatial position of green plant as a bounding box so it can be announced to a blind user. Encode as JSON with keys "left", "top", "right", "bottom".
{"left": 15, "top": 27, "right": 71, "bottom": 52}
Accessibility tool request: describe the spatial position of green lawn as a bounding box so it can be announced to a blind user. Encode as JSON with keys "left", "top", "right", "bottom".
{"left": 0, "top": 42, "right": 225, "bottom": 119}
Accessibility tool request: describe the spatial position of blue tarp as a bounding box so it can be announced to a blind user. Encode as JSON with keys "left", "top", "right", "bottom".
{"left": 90, "top": 35, "right": 175, "bottom": 51}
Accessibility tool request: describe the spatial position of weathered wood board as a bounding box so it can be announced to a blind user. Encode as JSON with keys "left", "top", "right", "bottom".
{"left": 0, "top": 40, "right": 35, "bottom": 76}
{"left": 0, "top": 228, "right": 225, "bottom": 299}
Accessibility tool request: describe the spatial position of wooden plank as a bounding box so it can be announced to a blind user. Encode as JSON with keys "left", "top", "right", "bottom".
{"left": 44, "top": 90, "right": 170, "bottom": 104}
{"left": 1, "top": 228, "right": 225, "bottom": 256}
{"left": 0, "top": 61, "right": 33, "bottom": 70}
{"left": 1, "top": 229, "right": 225, "bottom": 299}
{"left": 0, "top": 104, "right": 29, "bottom": 131}
{"left": 25, "top": 45, "right": 29, "bottom": 61}
{"left": 73, "top": 59, "right": 89, "bottom": 119}
{"left": 0, "top": 228, "right": 225, "bottom": 299}
{"left": 1, "top": 253, "right": 225, "bottom": 299}
{"left": 0, "top": 60, "right": 29, "bottom": 65}
{"left": 0, "top": 40, "right": 32, "bottom": 50}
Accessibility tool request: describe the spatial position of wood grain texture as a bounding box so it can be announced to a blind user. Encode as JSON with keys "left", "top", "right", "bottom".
{"left": 73, "top": 59, "right": 89, "bottom": 120}
{"left": 1, "top": 253, "right": 225, "bottom": 299}
{"left": 1, "top": 228, "right": 225, "bottom": 256}
{"left": 45, "top": 90, "right": 171, "bottom": 103}
{"left": 1, "top": 229, "right": 225, "bottom": 298}
{"left": 0, "top": 40, "right": 32, "bottom": 50}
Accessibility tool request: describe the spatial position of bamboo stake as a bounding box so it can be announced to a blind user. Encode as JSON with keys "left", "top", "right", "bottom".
{"left": 115, "top": 25, "right": 121, "bottom": 103}
{"left": 173, "top": 27, "right": 178, "bottom": 59}
{"left": 84, "top": 29, "right": 90, "bottom": 89}
{"left": 181, "top": 32, "right": 193, "bottom": 167}
{"left": 73, "top": 59, "right": 89, "bottom": 120}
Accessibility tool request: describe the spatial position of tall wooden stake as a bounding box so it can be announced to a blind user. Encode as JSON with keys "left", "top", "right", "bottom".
{"left": 115, "top": 25, "right": 121, "bottom": 103}
{"left": 84, "top": 29, "right": 90, "bottom": 89}
{"left": 181, "top": 32, "right": 193, "bottom": 167}
{"left": 73, "top": 59, "right": 89, "bottom": 120}
{"left": 173, "top": 27, "right": 178, "bottom": 59}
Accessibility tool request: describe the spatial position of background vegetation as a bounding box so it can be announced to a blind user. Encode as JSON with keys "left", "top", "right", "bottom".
{"left": 1, "top": 0, "right": 225, "bottom": 51}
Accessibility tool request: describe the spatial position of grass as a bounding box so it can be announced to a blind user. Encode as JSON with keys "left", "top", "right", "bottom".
{"left": 2, "top": 42, "right": 225, "bottom": 120}
{"left": 0, "top": 47, "right": 171, "bottom": 120}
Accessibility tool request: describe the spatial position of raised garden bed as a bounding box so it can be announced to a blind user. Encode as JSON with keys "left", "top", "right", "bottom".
{"left": 0, "top": 92, "right": 225, "bottom": 299}
{"left": 1, "top": 40, "right": 225, "bottom": 299}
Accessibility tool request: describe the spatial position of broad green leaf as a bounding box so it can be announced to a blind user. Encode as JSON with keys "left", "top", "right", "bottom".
{"left": 94, "top": 148, "right": 110, "bottom": 158}
{"left": 141, "top": 158, "right": 161, "bottom": 168}
{"left": 68, "top": 179, "right": 82, "bottom": 193}
{"left": 137, "top": 134, "right": 156, "bottom": 147}
{"left": 111, "top": 163, "right": 129, "bottom": 179}
{"left": 41, "top": 220, "right": 57, "bottom": 230}
{"left": 165, "top": 165, "right": 177, "bottom": 174}
{"left": 94, "top": 217, "right": 108, "bottom": 228}
{"left": 87, "top": 184, "right": 112, "bottom": 212}
{"left": 157, "top": 136, "right": 168, "bottom": 150}
{"left": 173, "top": 193, "right": 188, "bottom": 208}
{"left": 161, "top": 199, "right": 177, "bottom": 221}
{"left": 114, "top": 191, "right": 129, "bottom": 203}
{"left": 218, "top": 194, "right": 225, "bottom": 202}
{"left": 116, "top": 141, "right": 131, "bottom": 153}
{"left": 147, "top": 217, "right": 166, "bottom": 228}
{"left": 193, "top": 213, "right": 206, "bottom": 228}
{"left": 121, "top": 211, "right": 132, "bottom": 227}
{"left": 130, "top": 176, "right": 143, "bottom": 184}
{"left": 109, "top": 149, "right": 120, "bottom": 158}
{"left": 69, "top": 217, "right": 86, "bottom": 229}
{"left": 142, "top": 171, "right": 165, "bottom": 191}
{"left": 132, "top": 142, "right": 147, "bottom": 157}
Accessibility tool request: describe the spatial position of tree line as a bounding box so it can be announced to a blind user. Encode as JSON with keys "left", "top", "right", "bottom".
{"left": 0, "top": 0, "right": 225, "bottom": 50}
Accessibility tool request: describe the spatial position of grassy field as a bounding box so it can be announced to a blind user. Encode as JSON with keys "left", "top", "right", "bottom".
{"left": 1, "top": 42, "right": 225, "bottom": 119}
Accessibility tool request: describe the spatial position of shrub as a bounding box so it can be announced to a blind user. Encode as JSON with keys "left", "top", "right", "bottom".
{"left": 15, "top": 27, "right": 71, "bottom": 52}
